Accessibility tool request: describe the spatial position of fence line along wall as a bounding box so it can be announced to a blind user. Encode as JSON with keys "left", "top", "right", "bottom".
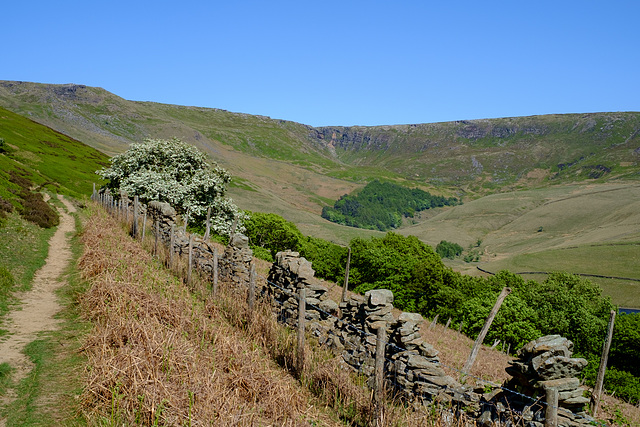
{"left": 91, "top": 191, "right": 596, "bottom": 427}
{"left": 265, "top": 250, "right": 596, "bottom": 427}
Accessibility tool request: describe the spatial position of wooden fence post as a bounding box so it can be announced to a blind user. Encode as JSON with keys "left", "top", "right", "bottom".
{"left": 204, "top": 207, "right": 211, "bottom": 241}
{"left": 374, "top": 325, "right": 386, "bottom": 425}
{"left": 169, "top": 224, "right": 175, "bottom": 269}
{"left": 247, "top": 263, "right": 256, "bottom": 315}
{"left": 154, "top": 220, "right": 159, "bottom": 256}
{"left": 141, "top": 211, "right": 147, "bottom": 242}
{"left": 591, "top": 310, "right": 616, "bottom": 418}
{"left": 444, "top": 317, "right": 452, "bottom": 329}
{"left": 341, "top": 247, "right": 351, "bottom": 302}
{"left": 429, "top": 314, "right": 439, "bottom": 330}
{"left": 297, "top": 286, "right": 306, "bottom": 375}
{"left": 212, "top": 248, "right": 218, "bottom": 296}
{"left": 545, "top": 386, "right": 558, "bottom": 427}
{"left": 187, "top": 235, "right": 194, "bottom": 286}
{"left": 132, "top": 196, "right": 139, "bottom": 238}
{"left": 183, "top": 207, "right": 190, "bottom": 232}
{"left": 462, "top": 287, "right": 512, "bottom": 376}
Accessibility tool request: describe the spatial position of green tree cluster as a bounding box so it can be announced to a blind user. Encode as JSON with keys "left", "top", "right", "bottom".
{"left": 435, "top": 240, "right": 463, "bottom": 259}
{"left": 321, "top": 180, "right": 459, "bottom": 231}
{"left": 240, "top": 211, "right": 640, "bottom": 403}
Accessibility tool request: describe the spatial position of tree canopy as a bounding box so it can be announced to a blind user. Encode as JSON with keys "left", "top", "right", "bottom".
{"left": 322, "top": 180, "right": 459, "bottom": 231}
{"left": 97, "top": 138, "right": 241, "bottom": 234}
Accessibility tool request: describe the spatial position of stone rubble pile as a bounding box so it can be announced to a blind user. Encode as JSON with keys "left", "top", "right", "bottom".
{"left": 219, "top": 233, "right": 253, "bottom": 287}
{"left": 265, "top": 250, "right": 337, "bottom": 333}
{"left": 487, "top": 334, "right": 594, "bottom": 427}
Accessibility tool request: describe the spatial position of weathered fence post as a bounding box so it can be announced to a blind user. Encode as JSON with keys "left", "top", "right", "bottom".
{"left": 187, "top": 234, "right": 194, "bottom": 286}
{"left": 132, "top": 196, "right": 139, "bottom": 238}
{"left": 297, "top": 286, "right": 306, "bottom": 375}
{"left": 141, "top": 211, "right": 147, "bottom": 242}
{"left": 374, "top": 325, "right": 386, "bottom": 425}
{"left": 462, "top": 286, "right": 512, "bottom": 376}
{"left": 591, "top": 309, "right": 616, "bottom": 417}
{"left": 341, "top": 247, "right": 351, "bottom": 302}
{"left": 212, "top": 248, "right": 218, "bottom": 296}
{"left": 444, "top": 317, "right": 452, "bottom": 329}
{"left": 169, "top": 224, "right": 175, "bottom": 269}
{"left": 429, "top": 314, "right": 439, "bottom": 330}
{"left": 154, "top": 220, "right": 159, "bottom": 256}
{"left": 183, "top": 207, "right": 190, "bottom": 232}
{"left": 544, "top": 386, "right": 559, "bottom": 427}
{"left": 204, "top": 207, "right": 211, "bottom": 241}
{"left": 248, "top": 262, "right": 256, "bottom": 315}
{"left": 92, "top": 183, "right": 96, "bottom": 200}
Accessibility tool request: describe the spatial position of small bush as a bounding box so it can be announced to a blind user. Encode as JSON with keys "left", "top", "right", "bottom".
{"left": 0, "top": 196, "right": 13, "bottom": 227}
{"left": 436, "top": 240, "right": 463, "bottom": 259}
{"left": 604, "top": 367, "right": 640, "bottom": 405}
{"left": 18, "top": 192, "right": 59, "bottom": 228}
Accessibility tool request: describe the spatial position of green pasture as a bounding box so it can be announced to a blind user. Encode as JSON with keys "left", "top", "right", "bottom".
{"left": 481, "top": 244, "right": 640, "bottom": 308}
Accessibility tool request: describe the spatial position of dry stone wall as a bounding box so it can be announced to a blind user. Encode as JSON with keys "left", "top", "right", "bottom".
{"left": 95, "top": 193, "right": 596, "bottom": 427}
{"left": 266, "top": 250, "right": 596, "bottom": 427}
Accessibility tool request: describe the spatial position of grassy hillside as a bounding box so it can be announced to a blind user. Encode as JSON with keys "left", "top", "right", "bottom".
{"left": 1, "top": 81, "right": 638, "bottom": 308}
{"left": 399, "top": 183, "right": 640, "bottom": 308}
{"left": 316, "top": 113, "right": 640, "bottom": 190}
{"left": 2, "top": 81, "right": 639, "bottom": 212}
{"left": 0, "top": 106, "right": 109, "bottom": 204}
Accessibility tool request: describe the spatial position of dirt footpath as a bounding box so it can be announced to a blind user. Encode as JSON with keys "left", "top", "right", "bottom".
{"left": 0, "top": 195, "right": 76, "bottom": 424}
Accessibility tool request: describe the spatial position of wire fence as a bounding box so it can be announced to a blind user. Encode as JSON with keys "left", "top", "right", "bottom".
{"left": 90, "top": 191, "right": 602, "bottom": 426}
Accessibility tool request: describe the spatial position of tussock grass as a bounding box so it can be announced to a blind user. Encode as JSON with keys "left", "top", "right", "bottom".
{"left": 78, "top": 203, "right": 486, "bottom": 426}
{"left": 78, "top": 205, "right": 340, "bottom": 425}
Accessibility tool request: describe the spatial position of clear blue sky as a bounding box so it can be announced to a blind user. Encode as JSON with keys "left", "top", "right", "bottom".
{"left": 4, "top": 0, "right": 639, "bottom": 127}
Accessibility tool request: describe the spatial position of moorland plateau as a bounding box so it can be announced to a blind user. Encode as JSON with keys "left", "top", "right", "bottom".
{"left": 1, "top": 80, "right": 639, "bottom": 308}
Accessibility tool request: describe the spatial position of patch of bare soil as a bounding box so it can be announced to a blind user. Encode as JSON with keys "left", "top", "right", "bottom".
{"left": 0, "top": 195, "right": 76, "bottom": 425}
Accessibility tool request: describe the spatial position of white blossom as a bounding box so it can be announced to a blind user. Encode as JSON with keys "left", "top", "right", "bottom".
{"left": 97, "top": 137, "right": 241, "bottom": 235}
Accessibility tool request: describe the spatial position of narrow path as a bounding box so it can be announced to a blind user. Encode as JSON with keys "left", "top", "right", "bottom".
{"left": 0, "top": 195, "right": 76, "bottom": 425}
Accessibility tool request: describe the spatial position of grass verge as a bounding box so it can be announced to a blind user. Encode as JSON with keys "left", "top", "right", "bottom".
{"left": 1, "top": 205, "right": 91, "bottom": 426}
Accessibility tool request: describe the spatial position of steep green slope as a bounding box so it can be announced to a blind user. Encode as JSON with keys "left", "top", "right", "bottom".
{"left": 2, "top": 81, "right": 639, "bottom": 206}
{"left": 0, "top": 106, "right": 109, "bottom": 205}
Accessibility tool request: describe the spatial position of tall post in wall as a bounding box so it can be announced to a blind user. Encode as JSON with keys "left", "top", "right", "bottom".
{"left": 462, "top": 287, "right": 511, "bottom": 376}
{"left": 187, "top": 234, "right": 194, "bottom": 286}
{"left": 297, "top": 285, "right": 306, "bottom": 376}
{"left": 341, "top": 247, "right": 351, "bottom": 302}
{"left": 141, "top": 211, "right": 147, "bottom": 242}
{"left": 212, "top": 248, "right": 218, "bottom": 297}
{"left": 132, "top": 196, "right": 139, "bottom": 238}
{"left": 544, "top": 386, "right": 558, "bottom": 427}
{"left": 204, "top": 207, "right": 211, "bottom": 241}
{"left": 169, "top": 224, "right": 175, "bottom": 270}
{"left": 154, "top": 220, "right": 159, "bottom": 256}
{"left": 247, "top": 262, "right": 256, "bottom": 316}
{"left": 591, "top": 310, "right": 616, "bottom": 418}
{"left": 374, "top": 325, "right": 387, "bottom": 426}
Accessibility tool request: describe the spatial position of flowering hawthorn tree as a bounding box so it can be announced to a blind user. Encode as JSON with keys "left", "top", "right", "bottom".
{"left": 97, "top": 137, "right": 242, "bottom": 235}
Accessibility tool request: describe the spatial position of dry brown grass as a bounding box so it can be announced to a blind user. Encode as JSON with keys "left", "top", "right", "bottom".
{"left": 77, "top": 205, "right": 343, "bottom": 426}
{"left": 77, "top": 204, "right": 639, "bottom": 426}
